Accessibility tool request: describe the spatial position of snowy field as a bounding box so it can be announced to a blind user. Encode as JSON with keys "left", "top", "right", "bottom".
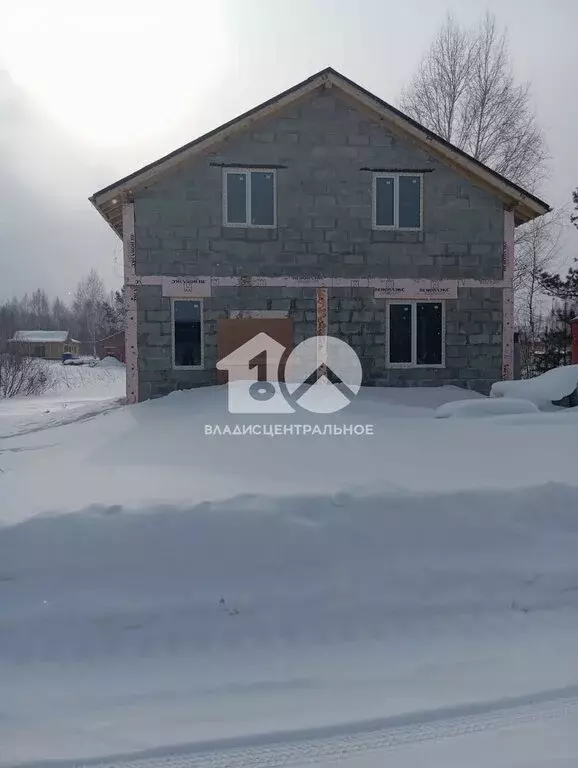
{"left": 1, "top": 375, "right": 578, "bottom": 766}
{"left": 0, "top": 359, "right": 125, "bottom": 438}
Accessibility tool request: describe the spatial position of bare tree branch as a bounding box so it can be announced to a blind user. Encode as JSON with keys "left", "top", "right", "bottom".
{"left": 400, "top": 12, "right": 548, "bottom": 191}
{"left": 400, "top": 11, "right": 555, "bottom": 374}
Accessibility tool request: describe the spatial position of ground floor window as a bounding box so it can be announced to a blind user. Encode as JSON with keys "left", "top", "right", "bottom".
{"left": 33, "top": 345, "right": 46, "bottom": 358}
{"left": 172, "top": 299, "right": 203, "bottom": 368}
{"left": 387, "top": 301, "right": 444, "bottom": 367}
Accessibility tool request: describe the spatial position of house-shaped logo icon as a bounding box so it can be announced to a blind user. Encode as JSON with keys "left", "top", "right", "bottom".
{"left": 216, "top": 332, "right": 293, "bottom": 414}
{"left": 216, "top": 332, "right": 362, "bottom": 415}
{"left": 216, "top": 332, "right": 285, "bottom": 382}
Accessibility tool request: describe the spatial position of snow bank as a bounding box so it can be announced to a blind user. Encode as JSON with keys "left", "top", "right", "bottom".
{"left": 42, "top": 359, "right": 125, "bottom": 396}
{"left": 491, "top": 365, "right": 578, "bottom": 405}
{"left": 435, "top": 397, "right": 540, "bottom": 419}
{"left": 3, "top": 383, "right": 578, "bottom": 524}
{"left": 2, "top": 483, "right": 577, "bottom": 666}
{"left": 98, "top": 355, "right": 125, "bottom": 367}
{"left": 0, "top": 361, "right": 125, "bottom": 438}
{"left": 2, "top": 483, "right": 578, "bottom": 764}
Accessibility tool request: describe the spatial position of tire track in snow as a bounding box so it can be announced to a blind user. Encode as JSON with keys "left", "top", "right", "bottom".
{"left": 14, "top": 685, "right": 578, "bottom": 768}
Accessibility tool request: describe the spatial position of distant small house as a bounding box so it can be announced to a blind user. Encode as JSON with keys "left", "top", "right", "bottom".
{"left": 8, "top": 331, "right": 80, "bottom": 360}
{"left": 96, "top": 330, "right": 125, "bottom": 362}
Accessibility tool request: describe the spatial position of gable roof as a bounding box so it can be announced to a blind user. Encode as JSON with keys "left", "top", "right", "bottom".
{"left": 10, "top": 330, "right": 72, "bottom": 343}
{"left": 90, "top": 67, "right": 550, "bottom": 236}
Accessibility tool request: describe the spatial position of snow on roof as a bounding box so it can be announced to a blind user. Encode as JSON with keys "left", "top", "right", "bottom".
{"left": 10, "top": 330, "right": 71, "bottom": 343}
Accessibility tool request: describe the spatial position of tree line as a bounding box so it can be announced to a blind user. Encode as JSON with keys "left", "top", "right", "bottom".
{"left": 0, "top": 269, "right": 123, "bottom": 354}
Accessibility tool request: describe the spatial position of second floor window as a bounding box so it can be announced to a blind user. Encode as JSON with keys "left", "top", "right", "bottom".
{"left": 224, "top": 169, "right": 276, "bottom": 227}
{"left": 373, "top": 173, "right": 422, "bottom": 230}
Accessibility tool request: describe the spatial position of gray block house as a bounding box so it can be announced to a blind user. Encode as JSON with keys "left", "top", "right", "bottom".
{"left": 90, "top": 68, "right": 549, "bottom": 403}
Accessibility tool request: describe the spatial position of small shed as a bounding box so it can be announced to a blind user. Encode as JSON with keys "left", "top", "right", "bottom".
{"left": 96, "top": 330, "right": 125, "bottom": 362}
{"left": 8, "top": 331, "right": 80, "bottom": 360}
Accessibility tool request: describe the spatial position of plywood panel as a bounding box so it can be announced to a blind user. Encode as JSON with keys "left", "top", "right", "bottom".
{"left": 217, "top": 318, "right": 293, "bottom": 384}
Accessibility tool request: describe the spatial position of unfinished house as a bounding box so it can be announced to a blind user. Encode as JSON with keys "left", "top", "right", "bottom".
{"left": 89, "top": 68, "right": 549, "bottom": 402}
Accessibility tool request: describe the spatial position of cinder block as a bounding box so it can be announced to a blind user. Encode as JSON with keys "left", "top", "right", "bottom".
{"left": 252, "top": 132, "right": 275, "bottom": 142}
{"left": 347, "top": 135, "right": 370, "bottom": 146}
{"left": 143, "top": 356, "right": 171, "bottom": 371}
{"left": 277, "top": 132, "right": 299, "bottom": 143}
{"left": 470, "top": 243, "right": 494, "bottom": 255}
{"left": 296, "top": 253, "right": 318, "bottom": 265}
{"left": 313, "top": 217, "right": 337, "bottom": 228}
{"left": 369, "top": 133, "right": 393, "bottom": 147}
{"left": 302, "top": 230, "right": 325, "bottom": 242}
{"left": 462, "top": 254, "right": 483, "bottom": 267}
{"left": 146, "top": 310, "right": 170, "bottom": 322}
{"left": 344, "top": 254, "right": 365, "bottom": 265}
{"left": 446, "top": 334, "right": 468, "bottom": 346}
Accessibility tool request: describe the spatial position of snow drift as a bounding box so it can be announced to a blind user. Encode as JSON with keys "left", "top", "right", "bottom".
{"left": 491, "top": 364, "right": 578, "bottom": 405}
{"left": 2, "top": 482, "right": 578, "bottom": 764}
{"left": 435, "top": 398, "right": 540, "bottom": 419}
{"left": 98, "top": 355, "right": 125, "bottom": 368}
{"left": 2, "top": 483, "right": 578, "bottom": 665}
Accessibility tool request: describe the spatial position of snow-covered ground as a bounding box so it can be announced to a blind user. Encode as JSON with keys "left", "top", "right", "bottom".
{"left": 1, "top": 377, "right": 578, "bottom": 766}
{"left": 491, "top": 363, "right": 578, "bottom": 405}
{"left": 0, "top": 359, "right": 125, "bottom": 438}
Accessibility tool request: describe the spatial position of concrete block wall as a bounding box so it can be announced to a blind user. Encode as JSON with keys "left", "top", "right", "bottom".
{"left": 133, "top": 85, "right": 506, "bottom": 399}
{"left": 137, "top": 285, "right": 502, "bottom": 400}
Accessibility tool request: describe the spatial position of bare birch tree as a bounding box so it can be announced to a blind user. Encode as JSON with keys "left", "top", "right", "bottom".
{"left": 72, "top": 269, "right": 107, "bottom": 357}
{"left": 400, "top": 13, "right": 547, "bottom": 189}
{"left": 515, "top": 209, "right": 565, "bottom": 375}
{"left": 401, "top": 12, "right": 557, "bottom": 364}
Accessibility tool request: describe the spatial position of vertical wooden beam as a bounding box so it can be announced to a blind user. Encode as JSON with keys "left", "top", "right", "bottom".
{"left": 502, "top": 209, "right": 515, "bottom": 380}
{"left": 316, "top": 287, "right": 328, "bottom": 380}
{"left": 122, "top": 202, "right": 139, "bottom": 404}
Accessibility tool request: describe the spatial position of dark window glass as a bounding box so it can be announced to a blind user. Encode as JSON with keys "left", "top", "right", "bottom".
{"left": 416, "top": 302, "right": 442, "bottom": 365}
{"left": 250, "top": 171, "right": 275, "bottom": 225}
{"left": 389, "top": 304, "right": 412, "bottom": 363}
{"left": 173, "top": 300, "right": 202, "bottom": 367}
{"left": 226, "top": 172, "right": 247, "bottom": 224}
{"left": 375, "top": 176, "right": 394, "bottom": 226}
{"left": 398, "top": 175, "right": 421, "bottom": 229}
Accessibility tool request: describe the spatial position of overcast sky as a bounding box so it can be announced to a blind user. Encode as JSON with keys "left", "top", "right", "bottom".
{"left": 0, "top": 0, "right": 576, "bottom": 300}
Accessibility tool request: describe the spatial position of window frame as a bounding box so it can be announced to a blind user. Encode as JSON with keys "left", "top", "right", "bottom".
{"left": 386, "top": 299, "right": 445, "bottom": 369}
{"left": 372, "top": 172, "right": 423, "bottom": 231}
{"left": 222, "top": 167, "right": 277, "bottom": 229}
{"left": 171, "top": 297, "right": 205, "bottom": 370}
